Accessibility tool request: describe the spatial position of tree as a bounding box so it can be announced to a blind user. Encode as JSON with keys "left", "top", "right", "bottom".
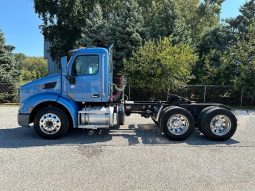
{"left": 124, "top": 37, "right": 198, "bottom": 93}
{"left": 193, "top": 0, "right": 255, "bottom": 85}
{"left": 78, "top": 0, "right": 144, "bottom": 75}
{"left": 138, "top": 0, "right": 224, "bottom": 46}
{"left": 0, "top": 31, "right": 20, "bottom": 102}
{"left": 34, "top": 0, "right": 144, "bottom": 74}
{"left": 189, "top": 0, "right": 231, "bottom": 84}
{"left": 140, "top": 0, "right": 195, "bottom": 44}
{"left": 192, "top": 25, "right": 233, "bottom": 84}
{"left": 148, "top": 0, "right": 176, "bottom": 39}
{"left": 171, "top": 0, "right": 198, "bottom": 44}
{"left": 79, "top": 3, "right": 109, "bottom": 47}
{"left": 34, "top": 0, "right": 88, "bottom": 59}
{"left": 34, "top": 0, "right": 224, "bottom": 71}
{"left": 109, "top": 0, "right": 144, "bottom": 73}
{"left": 220, "top": 25, "right": 255, "bottom": 104}
{"left": 15, "top": 54, "right": 48, "bottom": 84}
{"left": 226, "top": 0, "right": 255, "bottom": 40}
{"left": 191, "top": 0, "right": 224, "bottom": 45}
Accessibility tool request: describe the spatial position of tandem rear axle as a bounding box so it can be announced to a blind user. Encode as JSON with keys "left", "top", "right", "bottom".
{"left": 121, "top": 99, "right": 237, "bottom": 141}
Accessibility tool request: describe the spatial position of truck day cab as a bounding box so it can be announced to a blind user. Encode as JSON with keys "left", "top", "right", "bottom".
{"left": 18, "top": 47, "right": 237, "bottom": 141}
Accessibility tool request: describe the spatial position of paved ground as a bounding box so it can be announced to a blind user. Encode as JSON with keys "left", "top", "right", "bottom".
{"left": 0, "top": 106, "right": 255, "bottom": 191}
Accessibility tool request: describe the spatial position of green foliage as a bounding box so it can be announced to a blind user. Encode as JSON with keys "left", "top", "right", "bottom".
{"left": 226, "top": 0, "right": 255, "bottom": 39}
{"left": 79, "top": 0, "right": 144, "bottom": 74}
{"left": 79, "top": 3, "right": 109, "bottom": 47}
{"left": 193, "top": 0, "right": 255, "bottom": 86}
{"left": 0, "top": 30, "right": 47, "bottom": 103}
{"left": 0, "top": 32, "right": 19, "bottom": 84}
{"left": 34, "top": 0, "right": 88, "bottom": 59}
{"left": 109, "top": 0, "right": 144, "bottom": 72}
{"left": 192, "top": 25, "right": 232, "bottom": 84}
{"left": 190, "top": 0, "right": 255, "bottom": 103}
{"left": 33, "top": 0, "right": 255, "bottom": 104}
{"left": 34, "top": 0, "right": 223, "bottom": 61}
{"left": 124, "top": 37, "right": 198, "bottom": 92}
{"left": 0, "top": 31, "right": 20, "bottom": 103}
{"left": 15, "top": 53, "right": 48, "bottom": 84}
{"left": 148, "top": 0, "right": 176, "bottom": 39}
{"left": 191, "top": 0, "right": 224, "bottom": 45}
{"left": 220, "top": 26, "right": 255, "bottom": 102}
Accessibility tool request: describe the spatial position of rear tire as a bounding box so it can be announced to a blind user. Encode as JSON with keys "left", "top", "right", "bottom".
{"left": 159, "top": 107, "right": 195, "bottom": 141}
{"left": 200, "top": 108, "right": 237, "bottom": 141}
{"left": 117, "top": 104, "right": 125, "bottom": 125}
{"left": 197, "top": 106, "right": 218, "bottom": 130}
{"left": 34, "top": 106, "right": 70, "bottom": 139}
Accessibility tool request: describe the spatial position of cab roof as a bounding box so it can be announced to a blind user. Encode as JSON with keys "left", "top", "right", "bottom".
{"left": 69, "top": 47, "right": 108, "bottom": 55}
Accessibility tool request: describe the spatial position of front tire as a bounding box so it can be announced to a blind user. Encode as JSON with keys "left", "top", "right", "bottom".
{"left": 200, "top": 108, "right": 237, "bottom": 141}
{"left": 159, "top": 107, "right": 195, "bottom": 141}
{"left": 34, "top": 107, "right": 70, "bottom": 139}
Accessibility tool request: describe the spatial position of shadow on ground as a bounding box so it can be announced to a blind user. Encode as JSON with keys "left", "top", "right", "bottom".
{"left": 0, "top": 123, "right": 239, "bottom": 148}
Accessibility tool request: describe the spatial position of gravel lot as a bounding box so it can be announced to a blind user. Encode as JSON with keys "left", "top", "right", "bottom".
{"left": 0, "top": 106, "right": 255, "bottom": 191}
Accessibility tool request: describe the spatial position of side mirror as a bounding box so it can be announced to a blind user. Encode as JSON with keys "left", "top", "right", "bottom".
{"left": 61, "top": 56, "right": 76, "bottom": 84}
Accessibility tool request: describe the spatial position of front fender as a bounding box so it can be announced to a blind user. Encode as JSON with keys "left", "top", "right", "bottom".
{"left": 57, "top": 96, "right": 79, "bottom": 128}
{"left": 19, "top": 94, "right": 79, "bottom": 128}
{"left": 19, "top": 93, "right": 60, "bottom": 114}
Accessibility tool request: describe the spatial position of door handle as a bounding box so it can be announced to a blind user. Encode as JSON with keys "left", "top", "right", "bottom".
{"left": 91, "top": 94, "right": 100, "bottom": 98}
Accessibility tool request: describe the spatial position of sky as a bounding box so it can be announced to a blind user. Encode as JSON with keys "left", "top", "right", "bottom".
{"left": 0, "top": 0, "right": 247, "bottom": 57}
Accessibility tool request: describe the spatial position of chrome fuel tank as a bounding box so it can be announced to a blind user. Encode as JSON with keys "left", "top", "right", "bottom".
{"left": 78, "top": 106, "right": 114, "bottom": 129}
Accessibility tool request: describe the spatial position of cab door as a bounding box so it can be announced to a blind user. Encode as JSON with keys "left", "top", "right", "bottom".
{"left": 67, "top": 53, "right": 102, "bottom": 102}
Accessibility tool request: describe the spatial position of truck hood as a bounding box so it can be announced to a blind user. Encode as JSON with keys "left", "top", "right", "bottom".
{"left": 20, "top": 74, "right": 62, "bottom": 103}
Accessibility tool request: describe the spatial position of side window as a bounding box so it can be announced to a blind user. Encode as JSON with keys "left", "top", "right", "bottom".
{"left": 73, "top": 55, "right": 99, "bottom": 76}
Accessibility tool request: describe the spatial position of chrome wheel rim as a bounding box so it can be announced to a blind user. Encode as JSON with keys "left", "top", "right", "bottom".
{"left": 167, "top": 114, "right": 189, "bottom": 135}
{"left": 39, "top": 113, "right": 61, "bottom": 135}
{"left": 210, "top": 115, "right": 231, "bottom": 136}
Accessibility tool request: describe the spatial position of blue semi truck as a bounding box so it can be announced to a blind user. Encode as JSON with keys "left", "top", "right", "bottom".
{"left": 18, "top": 47, "right": 237, "bottom": 141}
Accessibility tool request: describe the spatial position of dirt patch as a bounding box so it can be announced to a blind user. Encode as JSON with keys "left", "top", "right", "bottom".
{"left": 77, "top": 145, "right": 103, "bottom": 158}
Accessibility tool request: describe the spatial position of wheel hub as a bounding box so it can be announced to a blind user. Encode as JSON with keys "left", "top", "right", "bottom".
{"left": 167, "top": 114, "right": 189, "bottom": 135}
{"left": 45, "top": 121, "right": 53, "bottom": 128}
{"left": 39, "top": 113, "right": 61, "bottom": 135}
{"left": 210, "top": 115, "right": 231, "bottom": 136}
{"left": 215, "top": 119, "right": 223, "bottom": 128}
{"left": 172, "top": 118, "right": 182, "bottom": 128}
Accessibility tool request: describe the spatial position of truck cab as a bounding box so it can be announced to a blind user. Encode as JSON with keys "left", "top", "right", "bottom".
{"left": 18, "top": 47, "right": 118, "bottom": 139}
{"left": 64, "top": 48, "right": 113, "bottom": 103}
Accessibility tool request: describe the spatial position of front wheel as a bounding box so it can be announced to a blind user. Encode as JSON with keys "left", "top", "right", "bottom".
{"left": 34, "top": 107, "right": 70, "bottom": 139}
{"left": 159, "top": 107, "right": 195, "bottom": 141}
{"left": 200, "top": 108, "right": 237, "bottom": 141}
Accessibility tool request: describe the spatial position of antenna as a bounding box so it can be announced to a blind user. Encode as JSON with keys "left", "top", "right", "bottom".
{"left": 108, "top": 44, "right": 114, "bottom": 52}
{"left": 108, "top": 44, "right": 114, "bottom": 62}
{"left": 108, "top": 44, "right": 114, "bottom": 57}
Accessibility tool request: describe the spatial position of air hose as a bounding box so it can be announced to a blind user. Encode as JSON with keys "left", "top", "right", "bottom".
{"left": 110, "top": 75, "right": 127, "bottom": 102}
